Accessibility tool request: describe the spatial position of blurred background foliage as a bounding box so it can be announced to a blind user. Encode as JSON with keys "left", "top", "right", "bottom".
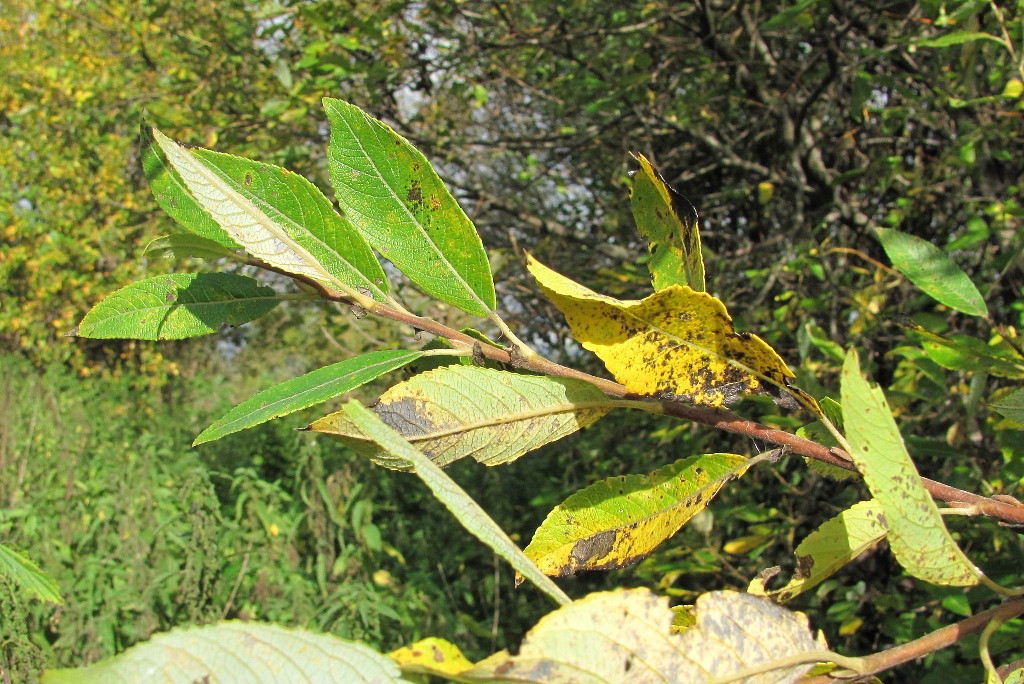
{"left": 2, "top": 0, "right": 1023, "bottom": 681}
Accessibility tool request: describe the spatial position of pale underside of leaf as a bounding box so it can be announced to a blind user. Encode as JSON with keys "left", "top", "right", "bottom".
{"left": 308, "top": 365, "right": 610, "bottom": 469}
{"left": 841, "top": 350, "right": 981, "bottom": 586}
{"left": 524, "top": 453, "right": 748, "bottom": 577}
{"left": 42, "top": 621, "right": 405, "bottom": 684}
{"left": 630, "top": 152, "right": 705, "bottom": 292}
{"left": 323, "top": 98, "right": 495, "bottom": 317}
{"left": 671, "top": 590, "right": 822, "bottom": 682}
{"left": 461, "top": 589, "right": 820, "bottom": 683}
{"left": 527, "top": 254, "right": 797, "bottom": 407}
{"left": 151, "top": 127, "right": 383, "bottom": 298}
{"left": 141, "top": 125, "right": 239, "bottom": 247}
{"left": 766, "top": 500, "right": 888, "bottom": 602}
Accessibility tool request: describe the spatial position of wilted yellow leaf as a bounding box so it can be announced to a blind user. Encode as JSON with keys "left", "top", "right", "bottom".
{"left": 527, "top": 254, "right": 798, "bottom": 406}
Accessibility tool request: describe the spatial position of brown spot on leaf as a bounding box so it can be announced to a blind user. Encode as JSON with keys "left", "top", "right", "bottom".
{"left": 796, "top": 554, "right": 814, "bottom": 578}
{"left": 568, "top": 529, "right": 617, "bottom": 572}
{"left": 406, "top": 180, "right": 423, "bottom": 209}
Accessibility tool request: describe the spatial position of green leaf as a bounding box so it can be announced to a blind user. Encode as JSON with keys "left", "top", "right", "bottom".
{"left": 149, "top": 126, "right": 389, "bottom": 301}
{"left": 876, "top": 228, "right": 988, "bottom": 317}
{"left": 42, "top": 622, "right": 405, "bottom": 683}
{"left": 194, "top": 350, "right": 424, "bottom": 445}
{"left": 523, "top": 453, "right": 747, "bottom": 577}
{"left": 841, "top": 349, "right": 982, "bottom": 586}
{"left": 323, "top": 98, "right": 495, "bottom": 317}
{"left": 340, "top": 400, "right": 571, "bottom": 606}
{"left": 141, "top": 125, "right": 238, "bottom": 248}
{"left": 915, "top": 31, "right": 1005, "bottom": 48}
{"left": 629, "top": 153, "right": 705, "bottom": 292}
{"left": 912, "top": 329, "right": 1024, "bottom": 378}
{"left": 765, "top": 500, "right": 888, "bottom": 602}
{"left": 75, "top": 273, "right": 279, "bottom": 340}
{"left": 144, "top": 233, "right": 241, "bottom": 261}
{"left": 989, "top": 387, "right": 1024, "bottom": 425}
{"left": 0, "top": 543, "right": 62, "bottom": 605}
{"left": 309, "top": 366, "right": 610, "bottom": 469}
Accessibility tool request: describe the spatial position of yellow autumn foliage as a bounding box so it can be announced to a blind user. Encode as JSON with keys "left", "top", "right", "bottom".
{"left": 526, "top": 254, "right": 799, "bottom": 407}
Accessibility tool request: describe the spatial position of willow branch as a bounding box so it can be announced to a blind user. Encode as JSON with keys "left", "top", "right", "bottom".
{"left": 293, "top": 277, "right": 1024, "bottom": 527}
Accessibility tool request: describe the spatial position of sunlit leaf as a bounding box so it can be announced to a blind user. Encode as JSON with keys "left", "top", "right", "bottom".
{"left": 340, "top": 401, "right": 570, "bottom": 606}
{"left": 630, "top": 153, "right": 705, "bottom": 292}
{"left": 526, "top": 254, "right": 805, "bottom": 407}
{"left": 876, "top": 228, "right": 988, "bottom": 317}
{"left": 389, "top": 638, "right": 473, "bottom": 678}
{"left": 74, "top": 273, "right": 279, "bottom": 340}
{"left": 42, "top": 622, "right": 404, "bottom": 683}
{"left": 841, "top": 349, "right": 982, "bottom": 586}
{"left": 323, "top": 98, "right": 495, "bottom": 317}
{"left": 309, "top": 366, "right": 610, "bottom": 469}
{"left": 911, "top": 328, "right": 1024, "bottom": 378}
{"left": 760, "top": 500, "right": 888, "bottom": 602}
{"left": 194, "top": 350, "right": 424, "bottom": 445}
{"left": 149, "top": 126, "right": 389, "bottom": 300}
{"left": 460, "top": 589, "right": 821, "bottom": 682}
{"left": 523, "top": 453, "right": 747, "bottom": 577}
{"left": 0, "top": 543, "right": 62, "bottom": 605}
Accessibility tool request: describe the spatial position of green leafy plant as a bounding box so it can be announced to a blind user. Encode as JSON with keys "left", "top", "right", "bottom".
{"left": 42, "top": 99, "right": 1024, "bottom": 681}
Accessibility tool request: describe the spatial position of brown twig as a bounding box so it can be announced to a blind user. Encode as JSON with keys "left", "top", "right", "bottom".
{"left": 803, "top": 596, "right": 1024, "bottom": 682}
{"left": 299, "top": 281, "right": 1024, "bottom": 527}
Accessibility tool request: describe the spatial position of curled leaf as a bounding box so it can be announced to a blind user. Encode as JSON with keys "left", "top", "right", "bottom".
{"left": 630, "top": 153, "right": 705, "bottom": 292}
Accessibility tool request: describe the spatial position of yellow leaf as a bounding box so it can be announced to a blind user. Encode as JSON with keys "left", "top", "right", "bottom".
{"left": 839, "top": 617, "right": 863, "bottom": 636}
{"left": 670, "top": 605, "right": 696, "bottom": 634}
{"left": 522, "top": 453, "right": 748, "bottom": 577}
{"left": 389, "top": 637, "right": 473, "bottom": 676}
{"left": 526, "top": 254, "right": 798, "bottom": 406}
{"left": 723, "top": 534, "right": 769, "bottom": 554}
